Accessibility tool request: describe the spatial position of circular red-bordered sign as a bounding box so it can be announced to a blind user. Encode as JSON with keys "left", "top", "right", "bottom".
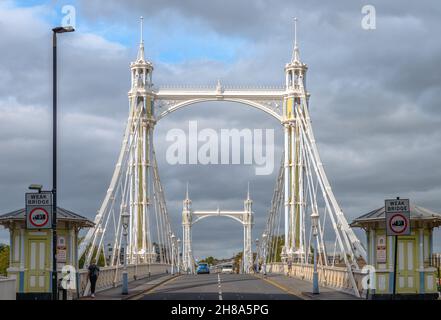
{"left": 389, "top": 213, "right": 408, "bottom": 234}
{"left": 29, "top": 207, "right": 49, "bottom": 227}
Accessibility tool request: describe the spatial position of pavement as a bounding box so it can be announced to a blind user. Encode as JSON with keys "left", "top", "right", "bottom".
{"left": 80, "top": 273, "right": 177, "bottom": 300}
{"left": 139, "top": 273, "right": 302, "bottom": 300}
{"left": 80, "top": 273, "right": 360, "bottom": 300}
{"left": 259, "top": 274, "right": 361, "bottom": 300}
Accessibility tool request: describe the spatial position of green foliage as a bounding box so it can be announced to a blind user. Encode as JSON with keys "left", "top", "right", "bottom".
{"left": 268, "top": 235, "right": 284, "bottom": 262}
{"left": 199, "top": 256, "right": 217, "bottom": 266}
{"left": 0, "top": 244, "right": 10, "bottom": 276}
{"left": 232, "top": 252, "right": 243, "bottom": 273}
{"left": 78, "top": 239, "right": 106, "bottom": 269}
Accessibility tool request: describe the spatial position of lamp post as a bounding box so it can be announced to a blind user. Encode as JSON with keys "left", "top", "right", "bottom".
{"left": 171, "top": 234, "right": 176, "bottom": 275}
{"left": 262, "top": 233, "right": 267, "bottom": 276}
{"left": 188, "top": 249, "right": 192, "bottom": 274}
{"left": 255, "top": 238, "right": 260, "bottom": 273}
{"left": 177, "top": 239, "right": 181, "bottom": 274}
{"left": 51, "top": 25, "right": 75, "bottom": 301}
{"left": 121, "top": 211, "right": 130, "bottom": 295}
{"left": 311, "top": 211, "right": 319, "bottom": 294}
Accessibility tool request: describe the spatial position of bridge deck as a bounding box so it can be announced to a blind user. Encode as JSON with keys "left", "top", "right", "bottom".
{"left": 80, "top": 273, "right": 358, "bottom": 300}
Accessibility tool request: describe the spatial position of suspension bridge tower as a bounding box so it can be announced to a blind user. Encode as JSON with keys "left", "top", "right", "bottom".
{"left": 181, "top": 185, "right": 254, "bottom": 274}
{"left": 282, "top": 17, "right": 309, "bottom": 262}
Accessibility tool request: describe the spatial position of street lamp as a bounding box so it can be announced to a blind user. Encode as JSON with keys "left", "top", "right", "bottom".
{"left": 29, "top": 184, "right": 43, "bottom": 193}
{"left": 262, "top": 233, "right": 267, "bottom": 276}
{"left": 121, "top": 211, "right": 130, "bottom": 295}
{"left": 255, "top": 238, "right": 260, "bottom": 273}
{"left": 171, "top": 234, "right": 176, "bottom": 275}
{"left": 177, "top": 239, "right": 181, "bottom": 274}
{"left": 311, "top": 211, "right": 320, "bottom": 294}
{"left": 188, "top": 249, "right": 192, "bottom": 274}
{"left": 51, "top": 25, "right": 75, "bottom": 301}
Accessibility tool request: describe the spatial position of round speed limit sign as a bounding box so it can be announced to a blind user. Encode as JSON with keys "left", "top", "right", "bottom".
{"left": 389, "top": 213, "right": 408, "bottom": 234}
{"left": 29, "top": 207, "right": 50, "bottom": 228}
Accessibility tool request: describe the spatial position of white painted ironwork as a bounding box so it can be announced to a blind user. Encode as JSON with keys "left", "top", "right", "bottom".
{"left": 154, "top": 85, "right": 285, "bottom": 121}
{"left": 182, "top": 185, "right": 254, "bottom": 274}
{"left": 78, "top": 18, "right": 173, "bottom": 271}
{"left": 259, "top": 19, "right": 366, "bottom": 297}
{"left": 77, "top": 18, "right": 366, "bottom": 298}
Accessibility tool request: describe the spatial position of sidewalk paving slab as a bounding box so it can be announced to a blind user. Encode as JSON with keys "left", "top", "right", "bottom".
{"left": 260, "top": 274, "right": 362, "bottom": 300}
{"left": 80, "top": 273, "right": 177, "bottom": 300}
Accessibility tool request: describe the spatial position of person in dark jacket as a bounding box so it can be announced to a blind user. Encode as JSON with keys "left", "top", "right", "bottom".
{"left": 88, "top": 263, "right": 100, "bottom": 298}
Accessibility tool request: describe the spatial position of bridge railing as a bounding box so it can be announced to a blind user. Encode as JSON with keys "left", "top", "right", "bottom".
{"left": 267, "top": 263, "right": 365, "bottom": 297}
{"left": 76, "top": 263, "right": 171, "bottom": 298}
{"left": 0, "top": 276, "right": 16, "bottom": 300}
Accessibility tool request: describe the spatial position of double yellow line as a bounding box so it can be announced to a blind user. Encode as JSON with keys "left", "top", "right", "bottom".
{"left": 254, "top": 274, "right": 307, "bottom": 300}
{"left": 128, "top": 274, "right": 181, "bottom": 300}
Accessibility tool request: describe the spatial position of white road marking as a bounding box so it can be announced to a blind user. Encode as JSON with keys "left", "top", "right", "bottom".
{"left": 218, "top": 273, "right": 223, "bottom": 300}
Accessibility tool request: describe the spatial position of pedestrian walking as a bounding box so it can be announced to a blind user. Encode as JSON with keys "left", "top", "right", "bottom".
{"left": 88, "top": 262, "right": 100, "bottom": 298}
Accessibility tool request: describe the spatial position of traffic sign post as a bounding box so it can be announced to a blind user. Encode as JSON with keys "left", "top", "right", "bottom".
{"left": 385, "top": 198, "right": 410, "bottom": 298}
{"left": 26, "top": 192, "right": 53, "bottom": 229}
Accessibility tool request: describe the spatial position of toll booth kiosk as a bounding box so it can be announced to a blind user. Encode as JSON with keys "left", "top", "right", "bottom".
{"left": 0, "top": 207, "right": 94, "bottom": 300}
{"left": 351, "top": 205, "right": 441, "bottom": 299}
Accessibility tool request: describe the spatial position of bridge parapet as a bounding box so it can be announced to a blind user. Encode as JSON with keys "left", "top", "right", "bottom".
{"left": 267, "top": 263, "right": 365, "bottom": 297}
{"left": 77, "top": 263, "right": 171, "bottom": 297}
{"left": 0, "top": 276, "right": 16, "bottom": 300}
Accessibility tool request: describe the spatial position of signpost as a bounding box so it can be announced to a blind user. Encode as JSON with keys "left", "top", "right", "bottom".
{"left": 385, "top": 198, "right": 410, "bottom": 298}
{"left": 26, "top": 192, "right": 53, "bottom": 230}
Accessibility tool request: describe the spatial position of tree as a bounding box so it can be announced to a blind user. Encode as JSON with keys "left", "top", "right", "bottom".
{"left": 232, "top": 252, "right": 243, "bottom": 273}
{"left": 0, "top": 244, "right": 10, "bottom": 276}
{"left": 199, "top": 256, "right": 217, "bottom": 266}
{"left": 78, "top": 238, "right": 106, "bottom": 269}
{"left": 268, "top": 235, "right": 284, "bottom": 262}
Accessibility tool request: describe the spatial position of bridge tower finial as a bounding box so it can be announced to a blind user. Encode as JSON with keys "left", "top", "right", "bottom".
{"left": 183, "top": 182, "right": 192, "bottom": 211}
{"left": 294, "top": 17, "right": 297, "bottom": 48}
{"left": 244, "top": 182, "right": 252, "bottom": 212}
{"left": 130, "top": 16, "right": 154, "bottom": 92}
{"left": 136, "top": 16, "right": 145, "bottom": 62}
{"left": 285, "top": 17, "right": 307, "bottom": 91}
{"left": 140, "top": 16, "right": 144, "bottom": 45}
{"left": 292, "top": 17, "right": 301, "bottom": 63}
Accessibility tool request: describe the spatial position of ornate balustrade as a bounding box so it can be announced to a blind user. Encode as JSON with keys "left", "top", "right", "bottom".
{"left": 75, "top": 263, "right": 171, "bottom": 298}
{"left": 267, "top": 263, "right": 365, "bottom": 297}
{"left": 0, "top": 276, "right": 16, "bottom": 300}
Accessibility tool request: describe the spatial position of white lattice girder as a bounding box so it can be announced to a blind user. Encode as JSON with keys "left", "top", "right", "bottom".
{"left": 192, "top": 210, "right": 251, "bottom": 225}
{"left": 154, "top": 87, "right": 287, "bottom": 121}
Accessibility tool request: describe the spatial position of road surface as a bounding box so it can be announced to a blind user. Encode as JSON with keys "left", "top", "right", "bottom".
{"left": 139, "top": 273, "right": 302, "bottom": 300}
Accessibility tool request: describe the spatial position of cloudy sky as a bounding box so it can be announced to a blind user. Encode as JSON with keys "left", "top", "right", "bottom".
{"left": 0, "top": 0, "right": 440, "bottom": 259}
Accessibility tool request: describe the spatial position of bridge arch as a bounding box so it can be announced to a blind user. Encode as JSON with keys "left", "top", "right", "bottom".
{"left": 155, "top": 97, "right": 284, "bottom": 122}
{"left": 192, "top": 214, "right": 244, "bottom": 225}
{"left": 182, "top": 192, "right": 254, "bottom": 274}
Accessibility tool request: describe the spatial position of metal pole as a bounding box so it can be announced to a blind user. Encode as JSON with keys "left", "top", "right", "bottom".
{"left": 122, "top": 229, "right": 128, "bottom": 295}
{"left": 393, "top": 235, "right": 398, "bottom": 298}
{"left": 177, "top": 240, "right": 181, "bottom": 273}
{"left": 313, "top": 231, "right": 319, "bottom": 294}
{"left": 392, "top": 196, "right": 400, "bottom": 299}
{"left": 52, "top": 31, "right": 58, "bottom": 301}
{"left": 262, "top": 234, "right": 267, "bottom": 276}
{"left": 171, "top": 241, "right": 175, "bottom": 275}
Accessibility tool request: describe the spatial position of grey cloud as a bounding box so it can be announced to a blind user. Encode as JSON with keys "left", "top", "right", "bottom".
{"left": 1, "top": 1, "right": 441, "bottom": 257}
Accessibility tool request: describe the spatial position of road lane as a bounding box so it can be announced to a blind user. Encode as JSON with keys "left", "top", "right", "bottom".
{"left": 140, "top": 273, "right": 302, "bottom": 300}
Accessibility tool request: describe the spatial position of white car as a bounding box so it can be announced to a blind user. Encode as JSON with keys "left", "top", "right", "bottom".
{"left": 221, "top": 264, "right": 234, "bottom": 274}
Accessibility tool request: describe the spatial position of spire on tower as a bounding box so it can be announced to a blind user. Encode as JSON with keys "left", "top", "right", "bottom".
{"left": 136, "top": 16, "right": 145, "bottom": 62}
{"left": 291, "top": 17, "right": 301, "bottom": 64}
{"left": 185, "top": 182, "right": 190, "bottom": 200}
{"left": 244, "top": 182, "right": 252, "bottom": 212}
